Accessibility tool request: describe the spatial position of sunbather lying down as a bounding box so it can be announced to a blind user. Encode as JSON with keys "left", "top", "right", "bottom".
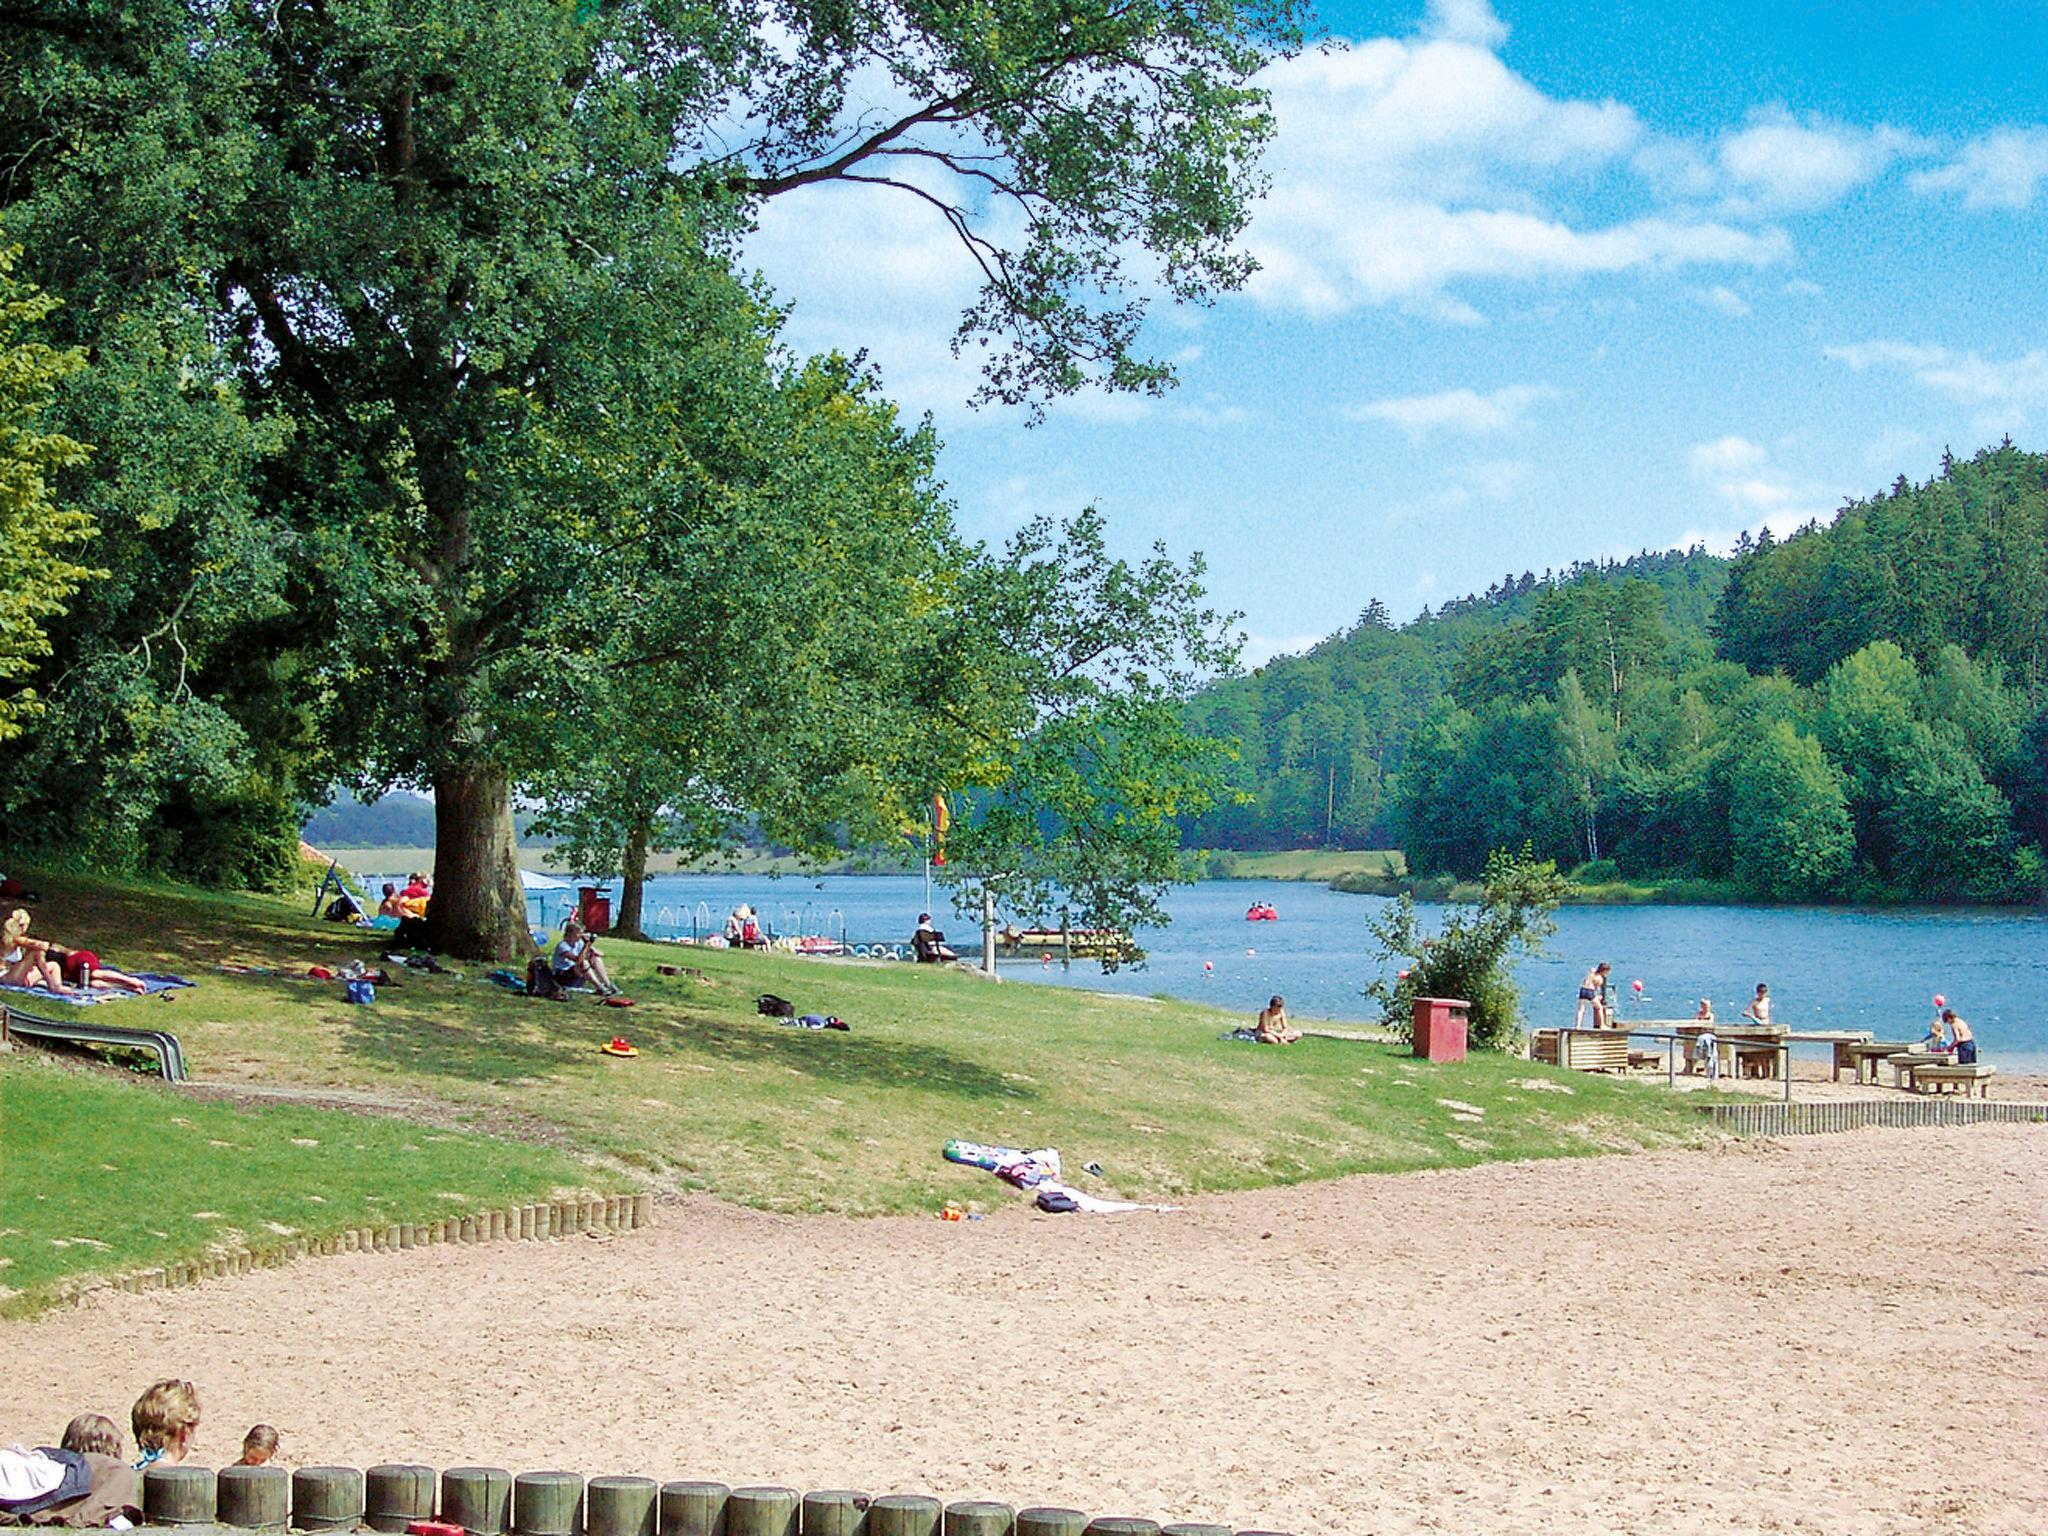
{"left": 1256, "top": 995, "right": 1301, "bottom": 1045}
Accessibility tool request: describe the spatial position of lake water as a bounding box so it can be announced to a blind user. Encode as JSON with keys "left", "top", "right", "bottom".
{"left": 489, "top": 871, "right": 2048, "bottom": 1069}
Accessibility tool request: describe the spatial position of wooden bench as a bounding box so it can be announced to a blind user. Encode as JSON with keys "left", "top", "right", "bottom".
{"left": 1909, "top": 1063, "right": 1996, "bottom": 1098}
{"left": 1528, "top": 1029, "right": 1630, "bottom": 1072}
{"left": 1840, "top": 1040, "right": 1920, "bottom": 1084}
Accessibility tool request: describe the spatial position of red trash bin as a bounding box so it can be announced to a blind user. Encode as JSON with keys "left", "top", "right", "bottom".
{"left": 576, "top": 885, "right": 612, "bottom": 934}
{"left": 1412, "top": 996, "right": 1470, "bottom": 1062}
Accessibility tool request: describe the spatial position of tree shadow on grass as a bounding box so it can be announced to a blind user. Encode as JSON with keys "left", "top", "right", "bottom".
{"left": 641, "top": 1014, "right": 1039, "bottom": 1101}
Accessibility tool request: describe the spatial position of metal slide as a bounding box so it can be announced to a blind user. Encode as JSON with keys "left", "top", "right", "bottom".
{"left": 2, "top": 1006, "right": 187, "bottom": 1082}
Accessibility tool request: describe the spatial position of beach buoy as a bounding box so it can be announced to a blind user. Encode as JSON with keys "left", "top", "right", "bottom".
{"left": 1397, "top": 970, "right": 1409, "bottom": 980}
{"left": 1203, "top": 960, "right": 1214, "bottom": 972}
{"left": 1246, "top": 947, "right": 1256, "bottom": 956}
{"left": 1933, "top": 992, "right": 1946, "bottom": 1008}
{"left": 1632, "top": 979, "right": 1644, "bottom": 993}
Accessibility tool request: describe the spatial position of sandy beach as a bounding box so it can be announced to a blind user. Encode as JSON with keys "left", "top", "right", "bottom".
{"left": 5, "top": 1126, "right": 2044, "bottom": 1535}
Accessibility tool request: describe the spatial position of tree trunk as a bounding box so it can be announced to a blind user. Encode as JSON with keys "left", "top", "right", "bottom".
{"left": 613, "top": 813, "right": 652, "bottom": 941}
{"left": 981, "top": 886, "right": 998, "bottom": 976}
{"left": 425, "top": 764, "right": 533, "bottom": 960}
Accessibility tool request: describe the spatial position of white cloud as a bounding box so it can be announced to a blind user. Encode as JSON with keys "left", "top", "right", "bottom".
{"left": 1245, "top": 29, "right": 1800, "bottom": 318}
{"left": 1379, "top": 455, "right": 1532, "bottom": 525}
{"left": 1825, "top": 341, "right": 2048, "bottom": 404}
{"left": 1713, "top": 112, "right": 1923, "bottom": 212}
{"left": 1686, "top": 435, "right": 1838, "bottom": 541}
{"left": 1423, "top": 0, "right": 1509, "bottom": 49}
{"left": 1690, "top": 284, "right": 1751, "bottom": 316}
{"left": 1911, "top": 127, "right": 2048, "bottom": 209}
{"left": 1345, "top": 384, "right": 1554, "bottom": 436}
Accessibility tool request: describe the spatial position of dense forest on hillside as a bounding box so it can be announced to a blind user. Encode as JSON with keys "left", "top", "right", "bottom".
{"left": 1187, "top": 443, "right": 2048, "bottom": 903}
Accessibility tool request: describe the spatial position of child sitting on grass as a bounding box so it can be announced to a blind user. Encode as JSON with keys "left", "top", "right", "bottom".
{"left": 130, "top": 1380, "right": 200, "bottom": 1470}
{"left": 237, "top": 1426, "right": 279, "bottom": 1467}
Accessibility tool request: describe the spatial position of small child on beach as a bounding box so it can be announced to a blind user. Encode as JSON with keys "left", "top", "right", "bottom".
{"left": 61, "top": 1413, "right": 125, "bottom": 1460}
{"left": 130, "top": 1380, "right": 200, "bottom": 1470}
{"left": 1742, "top": 982, "right": 1772, "bottom": 1028}
{"left": 1919, "top": 1014, "right": 1948, "bottom": 1053}
{"left": 238, "top": 1426, "right": 279, "bottom": 1467}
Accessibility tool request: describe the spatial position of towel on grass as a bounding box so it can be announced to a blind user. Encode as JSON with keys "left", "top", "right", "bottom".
{"left": 0, "top": 974, "right": 192, "bottom": 1006}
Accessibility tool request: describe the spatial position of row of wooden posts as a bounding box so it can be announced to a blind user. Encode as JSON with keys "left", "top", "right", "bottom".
{"left": 70, "top": 1196, "right": 657, "bottom": 1305}
{"left": 137, "top": 1465, "right": 1294, "bottom": 1536}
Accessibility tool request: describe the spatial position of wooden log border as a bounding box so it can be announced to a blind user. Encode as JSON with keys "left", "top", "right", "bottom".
{"left": 125, "top": 1468, "right": 1295, "bottom": 1536}
{"left": 1700, "top": 1098, "right": 2048, "bottom": 1137}
{"left": 42, "top": 1193, "right": 656, "bottom": 1310}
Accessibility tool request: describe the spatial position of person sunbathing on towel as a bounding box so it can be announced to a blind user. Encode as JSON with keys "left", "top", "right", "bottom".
{"left": 1, "top": 907, "right": 72, "bottom": 992}
{"left": 1256, "top": 994, "right": 1301, "bottom": 1045}
{"left": 49, "top": 945, "right": 151, "bottom": 994}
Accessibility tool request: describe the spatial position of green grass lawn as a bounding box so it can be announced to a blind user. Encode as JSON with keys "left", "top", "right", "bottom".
{"left": 1, "top": 867, "right": 1707, "bottom": 1303}
{"left": 1210, "top": 849, "right": 1408, "bottom": 882}
{"left": 0, "top": 1053, "right": 591, "bottom": 1313}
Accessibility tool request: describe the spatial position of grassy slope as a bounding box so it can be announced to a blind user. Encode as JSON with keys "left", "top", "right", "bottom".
{"left": 0, "top": 1055, "right": 591, "bottom": 1311}
{"left": 3, "top": 869, "right": 1705, "bottom": 1293}
{"left": 1213, "top": 850, "right": 1407, "bottom": 881}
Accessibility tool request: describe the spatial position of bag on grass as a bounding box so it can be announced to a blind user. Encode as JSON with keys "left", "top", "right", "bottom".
{"left": 756, "top": 993, "right": 795, "bottom": 1018}
{"left": 344, "top": 979, "right": 375, "bottom": 1005}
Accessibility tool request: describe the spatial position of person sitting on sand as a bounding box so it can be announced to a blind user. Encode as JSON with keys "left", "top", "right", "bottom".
{"left": 552, "top": 918, "right": 618, "bottom": 996}
{"left": 1, "top": 908, "right": 71, "bottom": 992}
{"left": 237, "top": 1426, "right": 278, "bottom": 1467}
{"left": 130, "top": 1380, "right": 200, "bottom": 1470}
{"left": 1574, "top": 962, "right": 1611, "bottom": 1029}
{"left": 54, "top": 1414, "right": 141, "bottom": 1529}
{"left": 1741, "top": 982, "right": 1772, "bottom": 1028}
{"left": 1941, "top": 1008, "right": 1977, "bottom": 1065}
{"left": 1256, "top": 994, "right": 1301, "bottom": 1045}
{"left": 44, "top": 944, "right": 149, "bottom": 995}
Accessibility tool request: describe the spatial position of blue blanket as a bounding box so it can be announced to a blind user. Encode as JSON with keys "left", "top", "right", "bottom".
{"left": 0, "top": 974, "right": 193, "bottom": 1007}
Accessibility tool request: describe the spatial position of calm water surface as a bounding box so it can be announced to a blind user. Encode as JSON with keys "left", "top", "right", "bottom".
{"left": 510, "top": 872, "right": 2048, "bottom": 1069}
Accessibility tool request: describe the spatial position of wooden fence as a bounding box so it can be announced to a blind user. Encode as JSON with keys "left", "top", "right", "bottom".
{"left": 49, "top": 1195, "right": 656, "bottom": 1309}
{"left": 137, "top": 1465, "right": 1295, "bottom": 1536}
{"left": 1701, "top": 1098, "right": 2048, "bottom": 1136}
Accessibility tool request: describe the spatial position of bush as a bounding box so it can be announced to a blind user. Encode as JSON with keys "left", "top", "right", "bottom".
{"left": 1572, "top": 858, "right": 1621, "bottom": 883}
{"left": 1364, "top": 847, "right": 1569, "bottom": 1051}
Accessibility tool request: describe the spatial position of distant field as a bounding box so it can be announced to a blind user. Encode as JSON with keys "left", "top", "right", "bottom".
{"left": 1209, "top": 849, "right": 1407, "bottom": 881}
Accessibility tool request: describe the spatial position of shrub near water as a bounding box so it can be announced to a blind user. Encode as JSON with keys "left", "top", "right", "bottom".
{"left": 1364, "top": 849, "right": 1570, "bottom": 1050}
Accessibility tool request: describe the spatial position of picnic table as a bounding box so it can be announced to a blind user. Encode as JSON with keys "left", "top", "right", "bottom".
{"left": 1838, "top": 1040, "right": 1923, "bottom": 1084}
{"left": 1670, "top": 1022, "right": 1789, "bottom": 1079}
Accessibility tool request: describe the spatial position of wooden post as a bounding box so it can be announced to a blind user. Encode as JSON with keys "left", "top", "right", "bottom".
{"left": 218, "top": 1466, "right": 290, "bottom": 1529}
{"left": 944, "top": 1504, "right": 1014, "bottom": 1536}
{"left": 1159, "top": 1527, "right": 1231, "bottom": 1536}
{"left": 143, "top": 1465, "right": 217, "bottom": 1526}
{"left": 586, "top": 1478, "right": 658, "bottom": 1536}
{"left": 1082, "top": 1524, "right": 1160, "bottom": 1536}
{"left": 658, "top": 1481, "right": 729, "bottom": 1536}
{"left": 513, "top": 1471, "right": 584, "bottom": 1536}
{"left": 292, "top": 1466, "right": 367, "bottom": 1531}
{"left": 443, "top": 1467, "right": 515, "bottom": 1536}
{"left": 366, "top": 1465, "right": 438, "bottom": 1531}
{"left": 799, "top": 1490, "right": 868, "bottom": 1535}
{"left": 1014, "top": 1513, "right": 1088, "bottom": 1536}
{"left": 865, "top": 1496, "right": 940, "bottom": 1536}
{"left": 634, "top": 1193, "right": 654, "bottom": 1227}
{"left": 724, "top": 1487, "right": 799, "bottom": 1536}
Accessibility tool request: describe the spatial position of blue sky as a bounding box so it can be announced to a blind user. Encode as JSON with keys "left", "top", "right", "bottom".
{"left": 743, "top": 0, "right": 2048, "bottom": 663}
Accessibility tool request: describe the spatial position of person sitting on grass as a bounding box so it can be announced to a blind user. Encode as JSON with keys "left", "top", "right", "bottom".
{"left": 1256, "top": 994, "right": 1301, "bottom": 1045}
{"left": 46, "top": 945, "right": 149, "bottom": 995}
{"left": 130, "top": 1380, "right": 200, "bottom": 1470}
{"left": 553, "top": 918, "right": 618, "bottom": 996}
{"left": 236, "top": 1426, "right": 278, "bottom": 1467}
{"left": 1, "top": 909, "right": 72, "bottom": 993}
